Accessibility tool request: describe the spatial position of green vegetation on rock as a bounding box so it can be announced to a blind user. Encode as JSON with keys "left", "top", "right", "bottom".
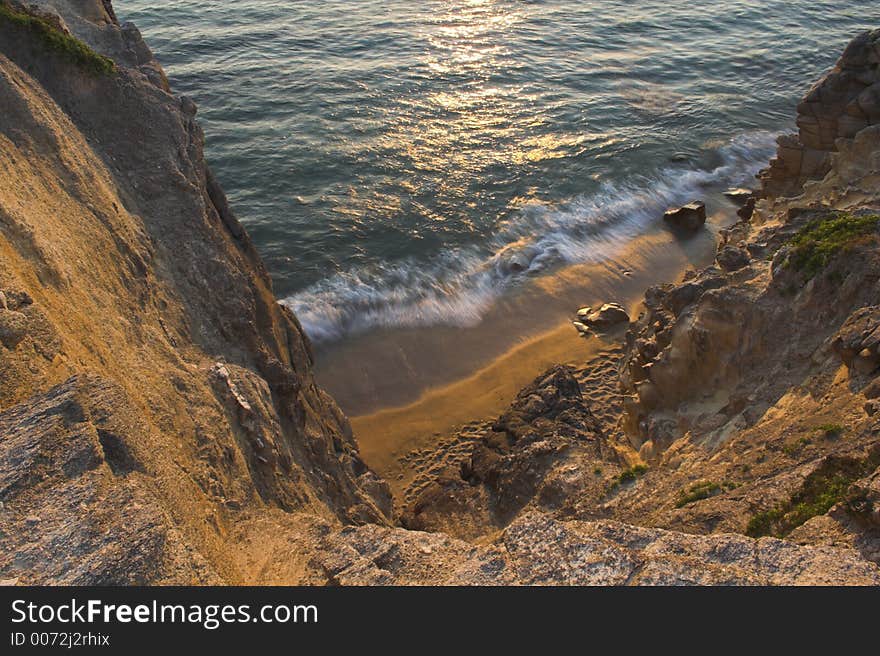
{"left": 782, "top": 436, "right": 811, "bottom": 456}
{"left": 607, "top": 464, "right": 648, "bottom": 493}
{"left": 815, "top": 423, "right": 844, "bottom": 437}
{"left": 618, "top": 463, "right": 648, "bottom": 484}
{"left": 0, "top": 2, "right": 115, "bottom": 76}
{"left": 746, "top": 456, "right": 879, "bottom": 538}
{"left": 786, "top": 212, "right": 880, "bottom": 279}
{"left": 675, "top": 481, "right": 722, "bottom": 508}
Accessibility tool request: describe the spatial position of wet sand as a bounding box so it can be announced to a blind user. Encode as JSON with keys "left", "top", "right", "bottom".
{"left": 315, "top": 206, "right": 734, "bottom": 480}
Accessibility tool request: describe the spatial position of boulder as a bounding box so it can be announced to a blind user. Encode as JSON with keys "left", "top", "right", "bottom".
{"left": 575, "top": 306, "right": 592, "bottom": 321}
{"left": 737, "top": 196, "right": 757, "bottom": 221}
{"left": 724, "top": 188, "right": 753, "bottom": 207}
{"left": 576, "top": 303, "right": 629, "bottom": 328}
{"left": 663, "top": 201, "right": 707, "bottom": 232}
{"left": 571, "top": 321, "right": 591, "bottom": 336}
{"left": 832, "top": 306, "right": 880, "bottom": 369}
{"left": 0, "top": 309, "right": 28, "bottom": 349}
{"left": 716, "top": 246, "right": 751, "bottom": 272}
{"left": 759, "top": 29, "right": 880, "bottom": 198}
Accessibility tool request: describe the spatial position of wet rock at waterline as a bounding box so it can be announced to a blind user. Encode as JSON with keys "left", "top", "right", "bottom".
{"left": 663, "top": 201, "right": 707, "bottom": 232}
{"left": 573, "top": 303, "right": 630, "bottom": 335}
{"left": 724, "top": 188, "right": 754, "bottom": 206}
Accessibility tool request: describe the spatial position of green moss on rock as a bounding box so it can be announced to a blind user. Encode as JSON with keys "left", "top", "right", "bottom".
{"left": 675, "top": 481, "right": 722, "bottom": 508}
{"left": 746, "top": 455, "right": 879, "bottom": 538}
{"left": 786, "top": 212, "right": 880, "bottom": 279}
{"left": 0, "top": 2, "right": 115, "bottom": 76}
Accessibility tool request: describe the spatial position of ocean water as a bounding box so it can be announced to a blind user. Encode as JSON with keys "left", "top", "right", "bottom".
{"left": 122, "top": 1, "right": 873, "bottom": 343}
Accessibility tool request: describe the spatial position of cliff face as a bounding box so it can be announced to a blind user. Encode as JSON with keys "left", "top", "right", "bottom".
{"left": 759, "top": 30, "right": 880, "bottom": 198}
{"left": 1, "top": 3, "right": 879, "bottom": 585}
{"left": 0, "top": 0, "right": 390, "bottom": 584}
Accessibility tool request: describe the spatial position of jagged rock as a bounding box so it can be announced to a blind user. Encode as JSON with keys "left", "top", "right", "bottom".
{"left": 760, "top": 29, "right": 880, "bottom": 198}
{"left": 8, "top": 1, "right": 72, "bottom": 35}
{"left": 737, "top": 196, "right": 757, "bottom": 221}
{"left": 863, "top": 378, "right": 880, "bottom": 399}
{"left": 832, "top": 307, "right": 880, "bottom": 370}
{"left": 357, "top": 471, "right": 394, "bottom": 520}
{"left": 663, "top": 201, "right": 706, "bottom": 232}
{"left": 315, "top": 512, "right": 880, "bottom": 585}
{"left": 577, "top": 303, "right": 630, "bottom": 328}
{"left": 403, "top": 366, "right": 616, "bottom": 537}
{"left": 724, "top": 188, "right": 753, "bottom": 206}
{"left": 0, "top": 376, "right": 222, "bottom": 584}
{"left": 716, "top": 246, "right": 751, "bottom": 272}
{"left": 662, "top": 282, "right": 702, "bottom": 316}
{"left": 572, "top": 320, "right": 591, "bottom": 336}
{"left": 0, "top": 309, "right": 28, "bottom": 348}
{"left": 846, "top": 466, "right": 880, "bottom": 528}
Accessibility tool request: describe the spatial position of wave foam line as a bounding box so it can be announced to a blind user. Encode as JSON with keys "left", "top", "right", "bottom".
{"left": 282, "top": 131, "right": 776, "bottom": 343}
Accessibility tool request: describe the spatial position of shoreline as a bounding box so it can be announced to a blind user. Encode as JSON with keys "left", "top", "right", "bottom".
{"left": 338, "top": 207, "right": 733, "bottom": 484}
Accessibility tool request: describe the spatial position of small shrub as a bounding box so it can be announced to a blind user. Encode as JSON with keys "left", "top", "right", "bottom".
{"left": 0, "top": 2, "right": 116, "bottom": 76}
{"left": 675, "top": 481, "right": 721, "bottom": 508}
{"left": 786, "top": 212, "right": 880, "bottom": 279}
{"left": 815, "top": 423, "right": 844, "bottom": 438}
{"left": 782, "top": 436, "right": 811, "bottom": 456}
{"left": 606, "top": 464, "right": 648, "bottom": 493}
{"left": 618, "top": 463, "right": 648, "bottom": 484}
{"left": 745, "top": 455, "right": 879, "bottom": 538}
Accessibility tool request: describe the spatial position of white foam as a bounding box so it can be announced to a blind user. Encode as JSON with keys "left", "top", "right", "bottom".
{"left": 282, "top": 131, "right": 776, "bottom": 343}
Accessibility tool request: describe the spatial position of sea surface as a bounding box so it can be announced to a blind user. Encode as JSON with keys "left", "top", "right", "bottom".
{"left": 122, "top": 1, "right": 872, "bottom": 344}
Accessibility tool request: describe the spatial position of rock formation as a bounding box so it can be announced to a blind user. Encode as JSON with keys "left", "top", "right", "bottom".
{"left": 0, "top": 0, "right": 390, "bottom": 585}
{"left": 759, "top": 29, "right": 880, "bottom": 199}
{"left": 1, "top": 3, "right": 879, "bottom": 585}
{"left": 575, "top": 303, "right": 630, "bottom": 330}
{"left": 663, "top": 201, "right": 707, "bottom": 232}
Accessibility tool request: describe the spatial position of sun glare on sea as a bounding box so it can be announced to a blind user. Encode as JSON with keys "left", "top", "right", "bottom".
{"left": 379, "top": 1, "right": 552, "bottom": 221}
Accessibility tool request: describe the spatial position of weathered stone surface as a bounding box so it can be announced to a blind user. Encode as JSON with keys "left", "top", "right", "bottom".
{"left": 716, "top": 246, "right": 751, "bottom": 272}
{"left": 0, "top": 376, "right": 222, "bottom": 584}
{"left": 833, "top": 307, "right": 880, "bottom": 371}
{"left": 313, "top": 512, "right": 880, "bottom": 585}
{"left": 403, "top": 366, "right": 618, "bottom": 538}
{"left": 0, "top": 310, "right": 28, "bottom": 349}
{"left": 577, "top": 303, "right": 630, "bottom": 328}
{"left": 663, "top": 201, "right": 707, "bottom": 232}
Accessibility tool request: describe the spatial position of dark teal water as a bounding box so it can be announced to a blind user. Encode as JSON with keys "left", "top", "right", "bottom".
{"left": 122, "top": 1, "right": 873, "bottom": 342}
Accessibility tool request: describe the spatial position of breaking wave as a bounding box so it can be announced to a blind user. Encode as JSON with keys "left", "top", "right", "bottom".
{"left": 282, "top": 131, "right": 776, "bottom": 343}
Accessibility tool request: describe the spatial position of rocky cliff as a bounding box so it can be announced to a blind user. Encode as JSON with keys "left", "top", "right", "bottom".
{"left": 0, "top": 0, "right": 391, "bottom": 585}
{"left": 1, "top": 2, "right": 878, "bottom": 585}
{"left": 387, "top": 28, "right": 880, "bottom": 582}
